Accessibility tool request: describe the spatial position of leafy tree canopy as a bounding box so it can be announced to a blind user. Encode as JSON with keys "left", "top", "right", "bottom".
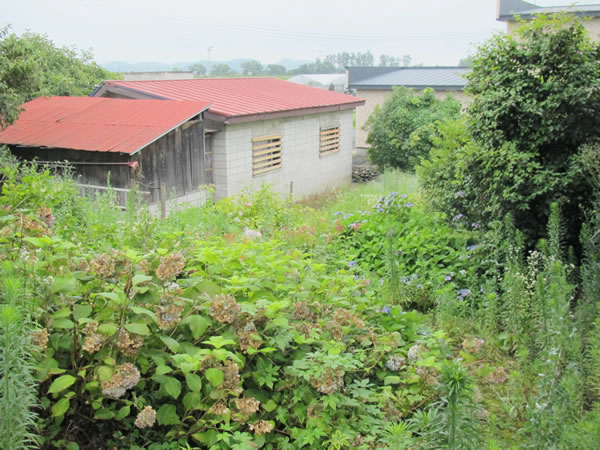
{"left": 189, "top": 63, "right": 206, "bottom": 77}
{"left": 211, "top": 63, "right": 237, "bottom": 77}
{"left": 419, "top": 14, "right": 600, "bottom": 250}
{"left": 240, "top": 60, "right": 264, "bottom": 76}
{"left": 0, "top": 27, "right": 119, "bottom": 128}
{"left": 364, "top": 87, "right": 461, "bottom": 171}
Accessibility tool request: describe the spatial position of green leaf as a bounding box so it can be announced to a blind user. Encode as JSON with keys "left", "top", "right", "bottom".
{"left": 94, "top": 408, "right": 114, "bottom": 420}
{"left": 205, "top": 368, "right": 224, "bottom": 387}
{"left": 73, "top": 304, "right": 92, "bottom": 321}
{"left": 124, "top": 322, "right": 150, "bottom": 336}
{"left": 157, "top": 404, "right": 180, "bottom": 425}
{"left": 52, "top": 318, "right": 75, "bottom": 329}
{"left": 262, "top": 399, "right": 277, "bottom": 412}
{"left": 51, "top": 276, "right": 79, "bottom": 294}
{"left": 186, "top": 315, "right": 209, "bottom": 340}
{"left": 155, "top": 365, "right": 172, "bottom": 376}
{"left": 155, "top": 375, "right": 182, "bottom": 399}
{"left": 115, "top": 405, "right": 131, "bottom": 420}
{"left": 97, "top": 366, "right": 113, "bottom": 382}
{"left": 129, "top": 306, "right": 157, "bottom": 322}
{"left": 132, "top": 274, "right": 153, "bottom": 286}
{"left": 185, "top": 373, "right": 202, "bottom": 392}
{"left": 384, "top": 376, "right": 402, "bottom": 385}
{"left": 159, "top": 335, "right": 180, "bottom": 353}
{"left": 202, "top": 336, "right": 235, "bottom": 349}
{"left": 183, "top": 391, "right": 203, "bottom": 411}
{"left": 97, "top": 323, "right": 117, "bottom": 336}
{"left": 48, "top": 375, "right": 76, "bottom": 394}
{"left": 51, "top": 397, "right": 70, "bottom": 417}
{"left": 23, "top": 236, "right": 52, "bottom": 248}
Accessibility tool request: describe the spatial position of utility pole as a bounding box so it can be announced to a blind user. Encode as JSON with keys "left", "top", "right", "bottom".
{"left": 208, "top": 46, "right": 213, "bottom": 77}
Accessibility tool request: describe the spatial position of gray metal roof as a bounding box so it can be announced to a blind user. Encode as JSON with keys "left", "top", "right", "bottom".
{"left": 348, "top": 67, "right": 470, "bottom": 91}
{"left": 346, "top": 67, "right": 404, "bottom": 85}
{"left": 498, "top": 0, "right": 600, "bottom": 21}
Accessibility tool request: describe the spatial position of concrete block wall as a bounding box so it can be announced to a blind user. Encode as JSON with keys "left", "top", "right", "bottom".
{"left": 216, "top": 110, "right": 353, "bottom": 200}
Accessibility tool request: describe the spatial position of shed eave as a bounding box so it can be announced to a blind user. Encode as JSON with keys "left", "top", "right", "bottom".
{"left": 352, "top": 85, "right": 466, "bottom": 91}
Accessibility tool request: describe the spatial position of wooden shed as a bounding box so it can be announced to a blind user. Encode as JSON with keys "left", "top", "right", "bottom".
{"left": 0, "top": 96, "right": 212, "bottom": 206}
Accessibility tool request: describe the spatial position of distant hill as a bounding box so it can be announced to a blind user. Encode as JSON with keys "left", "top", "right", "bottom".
{"left": 101, "top": 58, "right": 310, "bottom": 73}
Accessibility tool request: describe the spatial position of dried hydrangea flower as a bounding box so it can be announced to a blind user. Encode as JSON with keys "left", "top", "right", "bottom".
{"left": 82, "top": 322, "right": 105, "bottom": 353}
{"left": 210, "top": 295, "right": 241, "bottom": 324}
{"left": 310, "top": 368, "right": 345, "bottom": 394}
{"left": 222, "top": 361, "right": 241, "bottom": 390}
{"left": 134, "top": 406, "right": 156, "bottom": 429}
{"left": 249, "top": 420, "right": 274, "bottom": 435}
{"left": 101, "top": 363, "right": 140, "bottom": 399}
{"left": 292, "top": 301, "right": 313, "bottom": 320}
{"left": 38, "top": 207, "right": 55, "bottom": 228}
{"left": 236, "top": 321, "right": 262, "bottom": 353}
{"left": 333, "top": 308, "right": 365, "bottom": 328}
{"left": 155, "top": 252, "right": 185, "bottom": 281}
{"left": 116, "top": 329, "right": 144, "bottom": 356}
{"left": 235, "top": 397, "right": 260, "bottom": 416}
{"left": 156, "top": 303, "right": 184, "bottom": 329}
{"left": 486, "top": 366, "right": 509, "bottom": 384}
{"left": 407, "top": 344, "right": 424, "bottom": 363}
{"left": 416, "top": 366, "right": 439, "bottom": 386}
{"left": 462, "top": 337, "right": 485, "bottom": 354}
{"left": 209, "top": 401, "right": 229, "bottom": 415}
{"left": 90, "top": 253, "right": 116, "bottom": 279}
{"left": 326, "top": 320, "right": 344, "bottom": 341}
{"left": 386, "top": 355, "right": 406, "bottom": 372}
{"left": 32, "top": 328, "right": 49, "bottom": 351}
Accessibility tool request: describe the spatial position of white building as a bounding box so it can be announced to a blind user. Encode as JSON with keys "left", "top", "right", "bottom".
{"left": 92, "top": 78, "right": 364, "bottom": 200}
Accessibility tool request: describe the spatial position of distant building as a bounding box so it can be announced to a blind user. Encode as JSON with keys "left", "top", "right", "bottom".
{"left": 497, "top": 0, "right": 600, "bottom": 38}
{"left": 91, "top": 78, "right": 364, "bottom": 200}
{"left": 122, "top": 71, "right": 195, "bottom": 81}
{"left": 287, "top": 74, "right": 346, "bottom": 92}
{"left": 346, "top": 66, "right": 470, "bottom": 148}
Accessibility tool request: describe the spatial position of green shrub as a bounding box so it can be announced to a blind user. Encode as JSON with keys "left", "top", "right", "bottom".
{"left": 364, "top": 87, "right": 461, "bottom": 171}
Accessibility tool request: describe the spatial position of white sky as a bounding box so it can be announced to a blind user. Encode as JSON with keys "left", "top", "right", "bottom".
{"left": 3, "top": 0, "right": 599, "bottom": 66}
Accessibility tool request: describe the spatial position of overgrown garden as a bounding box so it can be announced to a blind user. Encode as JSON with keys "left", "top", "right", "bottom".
{"left": 1, "top": 13, "right": 600, "bottom": 450}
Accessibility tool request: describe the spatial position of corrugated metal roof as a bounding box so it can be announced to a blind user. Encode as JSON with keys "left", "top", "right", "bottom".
{"left": 100, "top": 78, "right": 364, "bottom": 118}
{"left": 346, "top": 67, "right": 403, "bottom": 85}
{"left": 0, "top": 96, "right": 211, "bottom": 154}
{"left": 348, "top": 67, "right": 470, "bottom": 90}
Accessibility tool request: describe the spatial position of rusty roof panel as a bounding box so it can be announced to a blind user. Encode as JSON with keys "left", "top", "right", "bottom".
{"left": 0, "top": 96, "right": 211, "bottom": 154}
{"left": 102, "top": 77, "right": 364, "bottom": 118}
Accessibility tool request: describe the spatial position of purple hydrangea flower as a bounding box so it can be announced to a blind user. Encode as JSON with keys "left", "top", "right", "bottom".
{"left": 445, "top": 272, "right": 454, "bottom": 282}
{"left": 457, "top": 288, "right": 471, "bottom": 301}
{"left": 467, "top": 244, "right": 479, "bottom": 251}
{"left": 334, "top": 211, "right": 343, "bottom": 216}
{"left": 455, "top": 190, "right": 466, "bottom": 198}
{"left": 347, "top": 260, "right": 357, "bottom": 268}
{"left": 400, "top": 194, "right": 408, "bottom": 199}
{"left": 471, "top": 222, "right": 481, "bottom": 229}
{"left": 453, "top": 213, "right": 465, "bottom": 222}
{"left": 382, "top": 306, "right": 391, "bottom": 314}
{"left": 404, "top": 202, "right": 414, "bottom": 208}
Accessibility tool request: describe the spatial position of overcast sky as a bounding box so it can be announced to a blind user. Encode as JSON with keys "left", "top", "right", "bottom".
{"left": 3, "top": 0, "right": 599, "bottom": 66}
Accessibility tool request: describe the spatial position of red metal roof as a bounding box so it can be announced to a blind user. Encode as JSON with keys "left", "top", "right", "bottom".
{"left": 0, "top": 96, "right": 211, "bottom": 154}
{"left": 100, "top": 78, "right": 364, "bottom": 119}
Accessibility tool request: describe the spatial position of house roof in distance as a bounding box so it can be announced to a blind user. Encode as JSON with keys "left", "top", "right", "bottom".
{"left": 0, "top": 96, "right": 211, "bottom": 155}
{"left": 93, "top": 78, "right": 365, "bottom": 122}
{"left": 497, "top": 0, "right": 600, "bottom": 21}
{"left": 347, "top": 67, "right": 470, "bottom": 91}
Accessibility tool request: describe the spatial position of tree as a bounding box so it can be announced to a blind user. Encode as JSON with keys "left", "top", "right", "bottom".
{"left": 240, "top": 60, "right": 264, "bottom": 76}
{"left": 364, "top": 87, "right": 461, "bottom": 170}
{"left": 189, "top": 63, "right": 206, "bottom": 77}
{"left": 419, "top": 14, "right": 600, "bottom": 250}
{"left": 0, "top": 27, "right": 37, "bottom": 128}
{"left": 0, "top": 28, "right": 119, "bottom": 128}
{"left": 458, "top": 55, "right": 473, "bottom": 67}
{"left": 211, "top": 63, "right": 237, "bottom": 77}
{"left": 265, "top": 64, "right": 286, "bottom": 76}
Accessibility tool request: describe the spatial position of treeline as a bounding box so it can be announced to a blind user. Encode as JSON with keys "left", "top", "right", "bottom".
{"left": 188, "top": 51, "right": 417, "bottom": 77}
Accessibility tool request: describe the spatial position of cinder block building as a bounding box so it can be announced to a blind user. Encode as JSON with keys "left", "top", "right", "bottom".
{"left": 92, "top": 78, "right": 364, "bottom": 200}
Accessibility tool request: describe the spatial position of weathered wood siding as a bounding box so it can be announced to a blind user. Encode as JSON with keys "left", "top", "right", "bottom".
{"left": 9, "top": 117, "right": 210, "bottom": 206}
{"left": 131, "top": 119, "right": 207, "bottom": 203}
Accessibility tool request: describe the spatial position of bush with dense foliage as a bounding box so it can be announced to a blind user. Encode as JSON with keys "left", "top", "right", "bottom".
{"left": 419, "top": 14, "right": 600, "bottom": 251}
{"left": 364, "top": 87, "right": 461, "bottom": 171}
{"left": 0, "top": 27, "right": 120, "bottom": 128}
